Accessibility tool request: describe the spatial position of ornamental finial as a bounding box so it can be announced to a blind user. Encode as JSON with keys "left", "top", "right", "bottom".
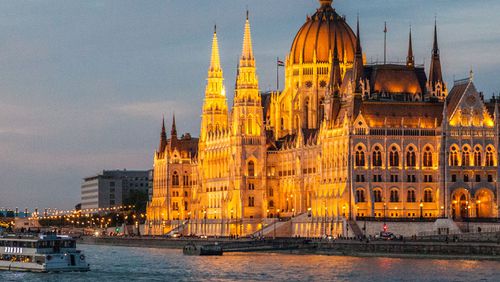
{"left": 319, "top": 0, "right": 333, "bottom": 7}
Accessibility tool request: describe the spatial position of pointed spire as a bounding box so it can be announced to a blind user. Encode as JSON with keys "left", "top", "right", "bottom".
{"left": 406, "top": 26, "right": 414, "bottom": 68}
{"left": 158, "top": 116, "right": 167, "bottom": 152}
{"left": 209, "top": 24, "right": 221, "bottom": 73}
{"left": 240, "top": 10, "right": 254, "bottom": 67}
{"left": 433, "top": 18, "right": 439, "bottom": 55}
{"left": 353, "top": 15, "right": 364, "bottom": 92}
{"left": 171, "top": 113, "right": 177, "bottom": 138}
{"left": 329, "top": 27, "right": 342, "bottom": 96}
{"left": 429, "top": 19, "right": 444, "bottom": 89}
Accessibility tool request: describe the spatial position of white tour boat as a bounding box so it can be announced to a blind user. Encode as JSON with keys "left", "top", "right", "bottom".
{"left": 0, "top": 233, "right": 90, "bottom": 272}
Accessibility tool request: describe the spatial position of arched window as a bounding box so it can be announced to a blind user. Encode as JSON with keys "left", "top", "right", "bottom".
{"left": 462, "top": 147, "right": 470, "bottom": 166}
{"left": 372, "top": 146, "right": 382, "bottom": 167}
{"left": 268, "top": 200, "right": 274, "bottom": 208}
{"left": 486, "top": 146, "right": 495, "bottom": 166}
{"left": 407, "top": 190, "right": 416, "bottom": 203}
{"left": 474, "top": 146, "right": 482, "bottom": 166}
{"left": 423, "top": 146, "right": 433, "bottom": 167}
{"left": 248, "top": 161, "right": 255, "bottom": 177}
{"left": 355, "top": 146, "right": 365, "bottom": 167}
{"left": 373, "top": 190, "right": 382, "bottom": 202}
{"left": 424, "top": 189, "right": 433, "bottom": 202}
{"left": 450, "top": 146, "right": 459, "bottom": 166}
{"left": 172, "top": 171, "right": 179, "bottom": 186}
{"left": 183, "top": 174, "right": 189, "bottom": 186}
{"left": 389, "top": 146, "right": 399, "bottom": 167}
{"left": 356, "top": 189, "right": 366, "bottom": 203}
{"left": 406, "top": 147, "right": 416, "bottom": 167}
{"left": 390, "top": 189, "right": 399, "bottom": 202}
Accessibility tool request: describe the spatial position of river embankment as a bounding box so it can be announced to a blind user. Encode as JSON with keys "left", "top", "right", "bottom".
{"left": 80, "top": 236, "right": 500, "bottom": 260}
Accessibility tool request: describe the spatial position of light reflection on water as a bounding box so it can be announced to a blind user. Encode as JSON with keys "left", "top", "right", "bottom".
{"left": 1, "top": 244, "right": 499, "bottom": 281}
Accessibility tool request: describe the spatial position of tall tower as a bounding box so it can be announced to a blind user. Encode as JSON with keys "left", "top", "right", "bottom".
{"left": 200, "top": 26, "right": 229, "bottom": 142}
{"left": 231, "top": 11, "right": 266, "bottom": 220}
{"left": 146, "top": 118, "right": 169, "bottom": 235}
{"left": 427, "top": 21, "right": 447, "bottom": 100}
{"left": 232, "top": 11, "right": 262, "bottom": 137}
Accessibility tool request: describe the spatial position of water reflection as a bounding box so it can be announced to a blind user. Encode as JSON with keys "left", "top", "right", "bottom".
{"left": 1, "top": 244, "right": 499, "bottom": 281}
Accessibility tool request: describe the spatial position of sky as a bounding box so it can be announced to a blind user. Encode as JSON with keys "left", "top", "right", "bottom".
{"left": 1, "top": 0, "right": 500, "bottom": 210}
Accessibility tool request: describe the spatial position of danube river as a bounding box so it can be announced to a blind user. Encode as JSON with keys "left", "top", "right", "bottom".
{"left": 2, "top": 244, "right": 500, "bottom": 281}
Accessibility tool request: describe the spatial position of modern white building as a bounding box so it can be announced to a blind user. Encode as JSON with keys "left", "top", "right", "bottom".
{"left": 81, "top": 170, "right": 151, "bottom": 211}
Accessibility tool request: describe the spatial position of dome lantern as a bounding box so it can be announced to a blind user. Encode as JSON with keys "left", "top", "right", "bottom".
{"left": 289, "top": 1, "right": 356, "bottom": 65}
{"left": 319, "top": 0, "right": 333, "bottom": 7}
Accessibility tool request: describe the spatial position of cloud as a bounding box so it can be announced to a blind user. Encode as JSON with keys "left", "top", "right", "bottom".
{"left": 114, "top": 100, "right": 197, "bottom": 120}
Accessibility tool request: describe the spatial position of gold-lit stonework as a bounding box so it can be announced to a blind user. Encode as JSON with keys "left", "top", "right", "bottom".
{"left": 146, "top": 0, "right": 499, "bottom": 237}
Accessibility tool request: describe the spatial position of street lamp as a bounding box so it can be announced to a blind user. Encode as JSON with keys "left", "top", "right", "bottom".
{"left": 467, "top": 205, "right": 471, "bottom": 232}
{"left": 419, "top": 201, "right": 424, "bottom": 220}
{"left": 476, "top": 200, "right": 481, "bottom": 218}
{"left": 274, "top": 209, "right": 280, "bottom": 239}
{"left": 383, "top": 202, "right": 387, "bottom": 225}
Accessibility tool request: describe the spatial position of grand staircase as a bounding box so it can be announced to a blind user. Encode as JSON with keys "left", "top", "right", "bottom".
{"left": 166, "top": 220, "right": 189, "bottom": 236}
{"left": 347, "top": 220, "right": 364, "bottom": 237}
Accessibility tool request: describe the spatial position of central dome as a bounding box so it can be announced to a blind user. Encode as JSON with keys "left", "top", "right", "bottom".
{"left": 290, "top": 0, "right": 356, "bottom": 64}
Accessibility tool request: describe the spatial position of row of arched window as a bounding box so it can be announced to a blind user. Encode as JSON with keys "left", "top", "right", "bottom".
{"left": 449, "top": 145, "right": 495, "bottom": 167}
{"left": 356, "top": 188, "right": 434, "bottom": 203}
{"left": 172, "top": 171, "right": 190, "bottom": 186}
{"left": 355, "top": 145, "right": 434, "bottom": 168}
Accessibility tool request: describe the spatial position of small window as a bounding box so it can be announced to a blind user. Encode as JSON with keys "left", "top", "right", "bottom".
{"left": 249, "top": 196, "right": 255, "bottom": 207}
{"left": 248, "top": 161, "right": 255, "bottom": 177}
{"left": 424, "top": 190, "right": 433, "bottom": 202}
{"left": 356, "top": 190, "right": 366, "bottom": 203}
{"left": 373, "top": 190, "right": 382, "bottom": 202}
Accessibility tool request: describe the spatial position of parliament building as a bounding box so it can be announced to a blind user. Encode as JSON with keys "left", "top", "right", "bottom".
{"left": 146, "top": 0, "right": 500, "bottom": 237}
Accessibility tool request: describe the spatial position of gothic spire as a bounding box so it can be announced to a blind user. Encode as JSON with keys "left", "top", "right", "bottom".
{"left": 329, "top": 28, "right": 342, "bottom": 96}
{"left": 429, "top": 20, "right": 443, "bottom": 87}
{"left": 406, "top": 27, "right": 414, "bottom": 68}
{"left": 158, "top": 116, "right": 167, "bottom": 153}
{"left": 209, "top": 24, "right": 221, "bottom": 73}
{"left": 171, "top": 113, "right": 177, "bottom": 138}
{"left": 353, "top": 15, "right": 364, "bottom": 92}
{"left": 235, "top": 10, "right": 259, "bottom": 98}
{"left": 240, "top": 10, "right": 255, "bottom": 67}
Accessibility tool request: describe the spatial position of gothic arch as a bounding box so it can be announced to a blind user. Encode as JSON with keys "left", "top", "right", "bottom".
{"left": 474, "top": 188, "right": 495, "bottom": 218}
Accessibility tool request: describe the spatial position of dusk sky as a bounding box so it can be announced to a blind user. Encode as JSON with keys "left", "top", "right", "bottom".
{"left": 1, "top": 0, "right": 500, "bottom": 210}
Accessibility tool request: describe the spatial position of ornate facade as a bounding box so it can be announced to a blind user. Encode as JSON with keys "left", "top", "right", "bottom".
{"left": 146, "top": 0, "right": 500, "bottom": 236}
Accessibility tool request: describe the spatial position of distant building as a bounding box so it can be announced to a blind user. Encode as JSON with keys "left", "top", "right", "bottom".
{"left": 148, "top": 169, "right": 154, "bottom": 202}
{"left": 81, "top": 170, "right": 150, "bottom": 211}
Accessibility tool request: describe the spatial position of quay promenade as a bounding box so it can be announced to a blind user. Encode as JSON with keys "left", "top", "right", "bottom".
{"left": 80, "top": 235, "right": 500, "bottom": 260}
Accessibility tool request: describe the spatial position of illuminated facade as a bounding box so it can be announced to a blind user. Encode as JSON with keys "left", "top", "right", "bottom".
{"left": 146, "top": 0, "right": 500, "bottom": 236}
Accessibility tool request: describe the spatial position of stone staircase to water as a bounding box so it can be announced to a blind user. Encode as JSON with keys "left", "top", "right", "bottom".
{"left": 252, "top": 213, "right": 309, "bottom": 238}
{"left": 166, "top": 220, "right": 189, "bottom": 236}
{"left": 348, "top": 220, "right": 363, "bottom": 237}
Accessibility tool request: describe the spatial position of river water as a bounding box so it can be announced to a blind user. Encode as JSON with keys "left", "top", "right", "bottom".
{"left": 1, "top": 244, "right": 500, "bottom": 281}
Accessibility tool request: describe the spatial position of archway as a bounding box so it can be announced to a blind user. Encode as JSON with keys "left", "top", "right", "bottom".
{"left": 451, "top": 189, "right": 471, "bottom": 220}
{"left": 475, "top": 189, "right": 494, "bottom": 218}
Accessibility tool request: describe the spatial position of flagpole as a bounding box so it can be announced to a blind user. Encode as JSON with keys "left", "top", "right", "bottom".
{"left": 276, "top": 57, "right": 279, "bottom": 91}
{"left": 384, "top": 22, "right": 387, "bottom": 65}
